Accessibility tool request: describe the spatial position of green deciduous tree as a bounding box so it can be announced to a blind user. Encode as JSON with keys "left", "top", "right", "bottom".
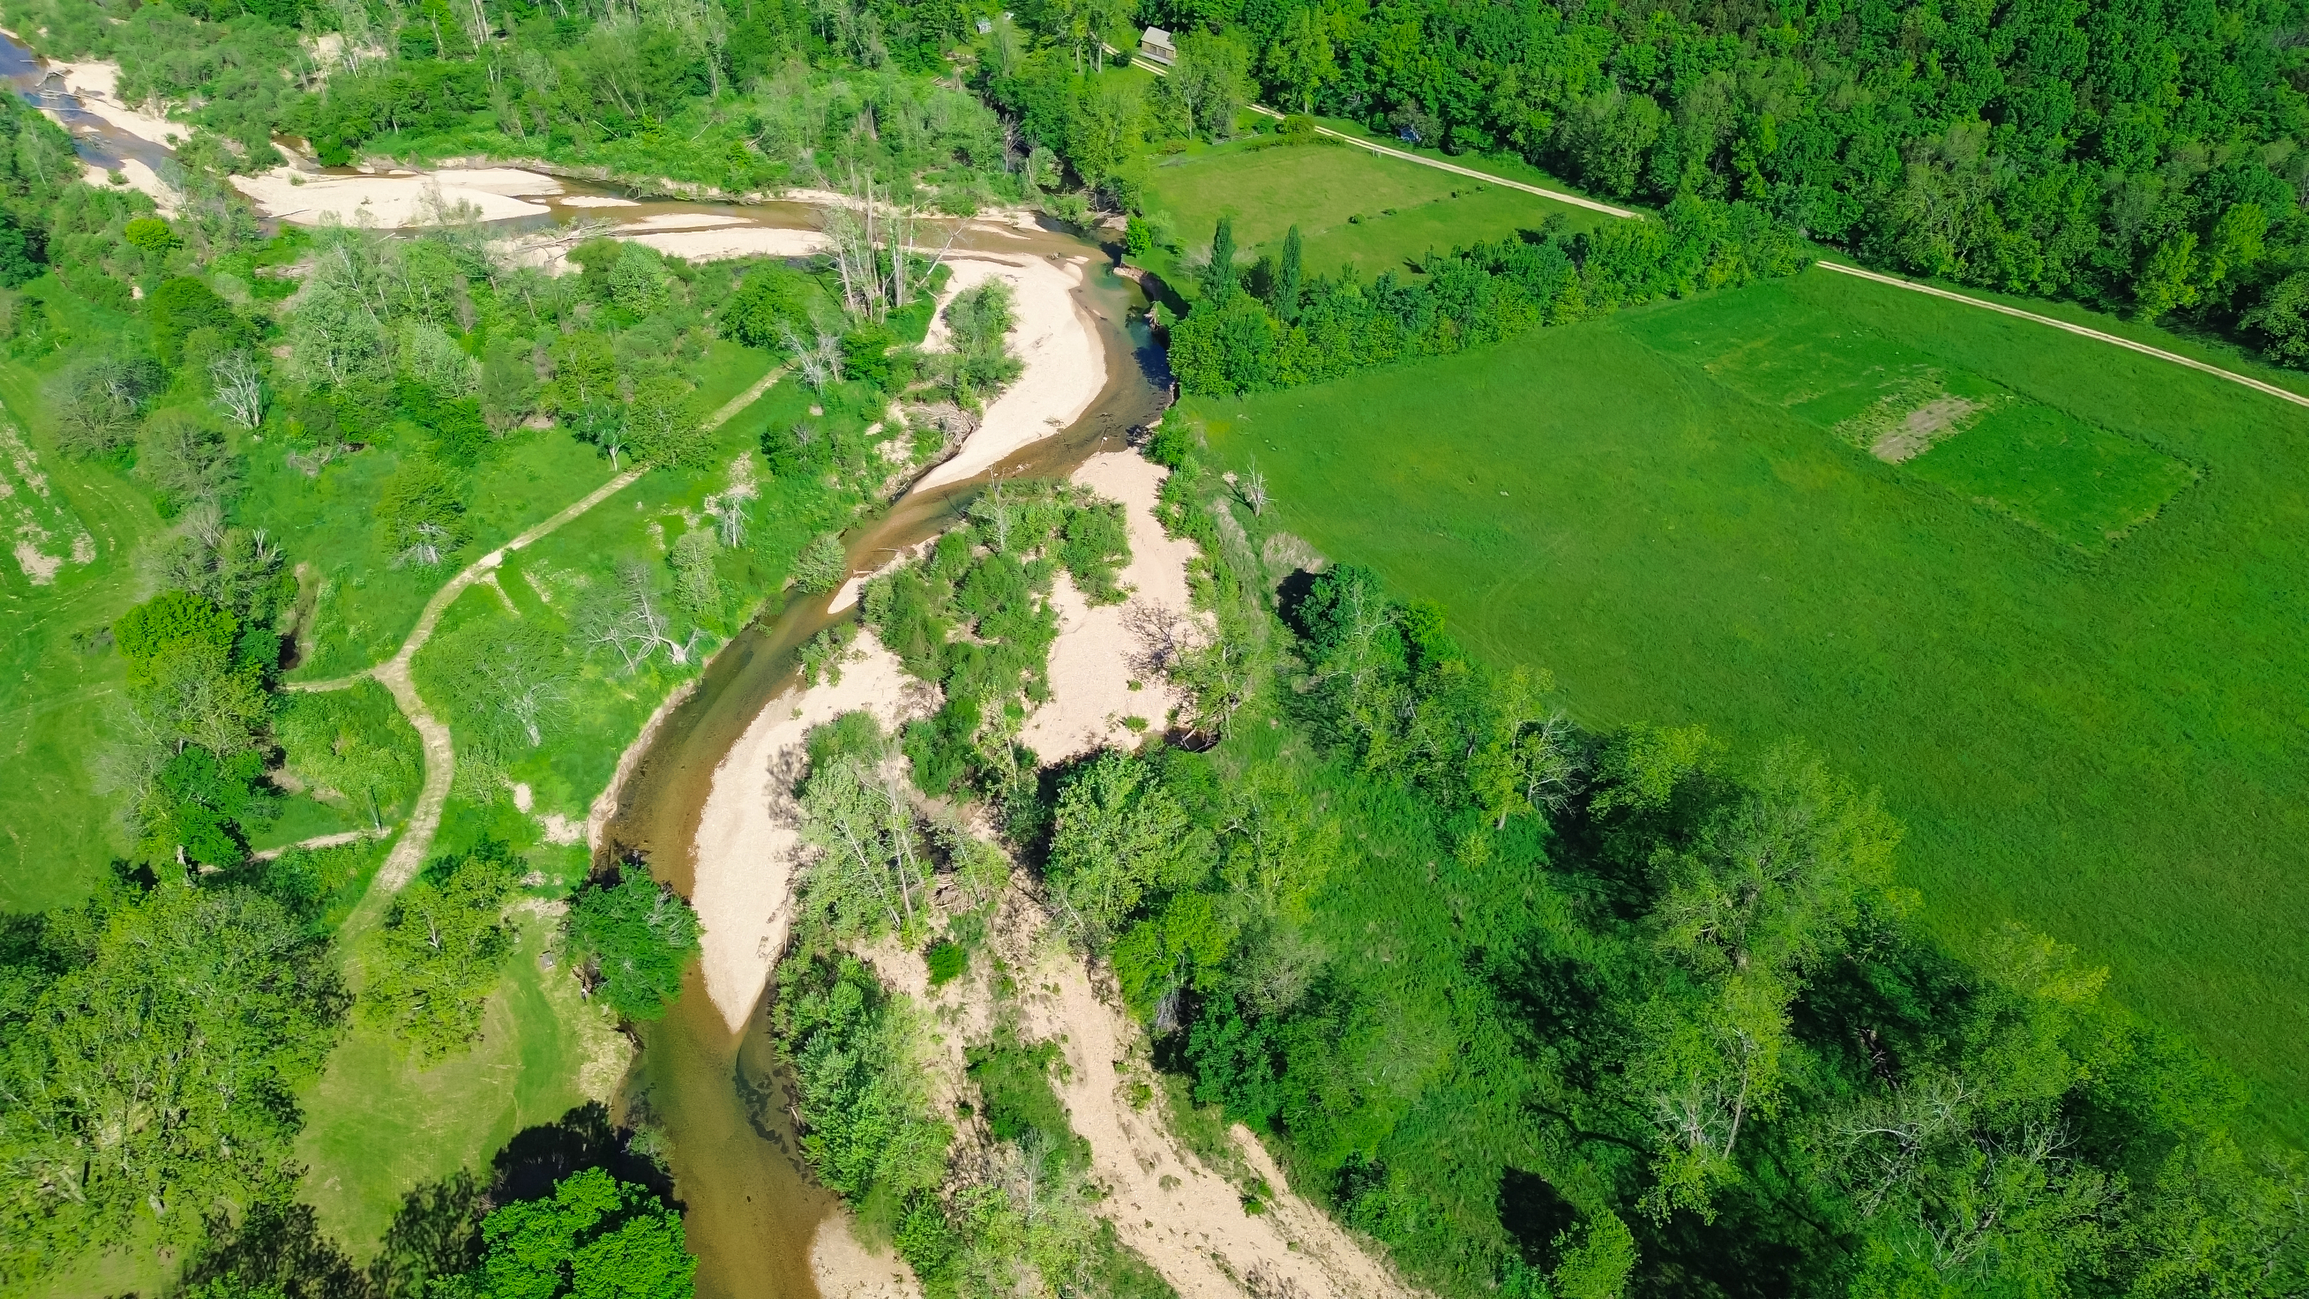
{"left": 435, "top": 1168, "right": 696, "bottom": 1299}
{"left": 1043, "top": 751, "right": 1207, "bottom": 948}
{"left": 359, "top": 845, "right": 521, "bottom": 1061}
{"left": 0, "top": 882, "right": 346, "bottom": 1283}
{"left": 564, "top": 871, "right": 702, "bottom": 1022}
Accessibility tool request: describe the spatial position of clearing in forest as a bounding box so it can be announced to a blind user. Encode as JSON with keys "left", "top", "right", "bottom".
{"left": 1136, "top": 135, "right": 1611, "bottom": 288}
{"left": 1188, "top": 264, "right": 2309, "bottom": 1142}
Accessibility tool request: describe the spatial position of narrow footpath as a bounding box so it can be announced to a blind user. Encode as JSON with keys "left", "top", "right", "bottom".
{"left": 298, "top": 368, "right": 784, "bottom": 919}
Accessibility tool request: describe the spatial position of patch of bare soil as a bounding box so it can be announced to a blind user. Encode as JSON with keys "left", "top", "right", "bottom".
{"left": 1868, "top": 394, "right": 1987, "bottom": 463}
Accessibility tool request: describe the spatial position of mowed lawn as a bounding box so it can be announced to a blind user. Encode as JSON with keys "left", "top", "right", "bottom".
{"left": 1192, "top": 266, "right": 2309, "bottom": 1140}
{"left": 1140, "top": 139, "right": 1612, "bottom": 286}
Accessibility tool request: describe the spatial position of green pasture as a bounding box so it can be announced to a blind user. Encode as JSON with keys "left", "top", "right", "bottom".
{"left": 1137, "top": 138, "right": 1608, "bottom": 293}
{"left": 0, "top": 359, "right": 159, "bottom": 910}
{"left": 282, "top": 340, "right": 774, "bottom": 683}
{"left": 1190, "top": 266, "right": 2309, "bottom": 1139}
{"left": 410, "top": 365, "right": 864, "bottom": 825}
{"left": 294, "top": 911, "right": 620, "bottom": 1255}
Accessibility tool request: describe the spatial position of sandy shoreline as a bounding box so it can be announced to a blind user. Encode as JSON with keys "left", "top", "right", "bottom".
{"left": 1019, "top": 451, "right": 1200, "bottom": 761}
{"left": 687, "top": 630, "right": 937, "bottom": 1031}
{"left": 230, "top": 165, "right": 562, "bottom": 226}
{"left": 914, "top": 252, "right": 1107, "bottom": 491}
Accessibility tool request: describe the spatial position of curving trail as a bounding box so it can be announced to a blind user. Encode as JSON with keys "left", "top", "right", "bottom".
{"left": 299, "top": 368, "right": 784, "bottom": 911}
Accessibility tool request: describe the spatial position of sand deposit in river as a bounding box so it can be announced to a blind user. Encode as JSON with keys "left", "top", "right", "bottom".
{"left": 1019, "top": 450, "right": 1203, "bottom": 761}
{"left": 688, "top": 630, "right": 938, "bottom": 1031}
{"left": 914, "top": 252, "right": 1107, "bottom": 492}
{"left": 231, "top": 165, "right": 563, "bottom": 226}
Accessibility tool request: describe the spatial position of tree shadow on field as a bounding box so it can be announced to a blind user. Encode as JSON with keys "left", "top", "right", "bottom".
{"left": 183, "top": 1199, "right": 370, "bottom": 1299}
{"left": 367, "top": 1170, "right": 485, "bottom": 1299}
{"left": 489, "top": 1100, "right": 680, "bottom": 1208}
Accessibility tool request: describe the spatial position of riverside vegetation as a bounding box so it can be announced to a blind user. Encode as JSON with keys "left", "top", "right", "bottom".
{"left": 2, "top": 0, "right": 2308, "bottom": 1293}
{"left": 761, "top": 424, "right": 2309, "bottom": 1299}
{"left": 0, "top": 21, "right": 1039, "bottom": 1280}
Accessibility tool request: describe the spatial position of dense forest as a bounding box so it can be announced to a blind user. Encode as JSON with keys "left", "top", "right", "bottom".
{"left": 11, "top": 0, "right": 2309, "bottom": 361}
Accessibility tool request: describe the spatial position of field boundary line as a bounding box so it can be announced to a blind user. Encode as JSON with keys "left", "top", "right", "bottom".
{"left": 1121, "top": 53, "right": 1640, "bottom": 220}
{"left": 1814, "top": 260, "right": 2309, "bottom": 410}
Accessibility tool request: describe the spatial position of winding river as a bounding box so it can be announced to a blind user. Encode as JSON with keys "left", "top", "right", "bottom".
{"left": 0, "top": 33, "right": 1169, "bottom": 1298}
{"left": 595, "top": 241, "right": 1167, "bottom": 1298}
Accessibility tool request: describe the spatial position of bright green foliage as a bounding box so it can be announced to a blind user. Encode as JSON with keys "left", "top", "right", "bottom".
{"left": 1044, "top": 751, "right": 1209, "bottom": 948}
{"left": 148, "top": 276, "right": 249, "bottom": 366}
{"left": 564, "top": 871, "right": 702, "bottom": 1022}
{"left": 791, "top": 531, "right": 848, "bottom": 594}
{"left": 275, "top": 681, "right": 423, "bottom": 831}
{"left": 0, "top": 881, "right": 345, "bottom": 1287}
{"left": 795, "top": 718, "right": 932, "bottom": 944}
{"left": 376, "top": 458, "right": 472, "bottom": 569}
{"left": 1169, "top": 196, "right": 1802, "bottom": 396}
{"left": 720, "top": 265, "right": 814, "bottom": 352}
{"left": 937, "top": 280, "right": 1024, "bottom": 406}
{"left": 924, "top": 939, "right": 967, "bottom": 986}
{"left": 770, "top": 945, "right": 951, "bottom": 1241}
{"left": 435, "top": 1168, "right": 695, "bottom": 1299}
{"left": 134, "top": 744, "right": 275, "bottom": 873}
{"left": 359, "top": 844, "right": 522, "bottom": 1061}
{"left": 122, "top": 216, "right": 178, "bottom": 253}
{"left": 115, "top": 587, "right": 237, "bottom": 671}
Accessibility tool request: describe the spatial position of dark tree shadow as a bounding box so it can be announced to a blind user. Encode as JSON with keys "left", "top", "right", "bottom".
{"left": 183, "top": 1199, "right": 369, "bottom": 1299}
{"left": 488, "top": 1101, "right": 679, "bottom": 1209}
{"left": 365, "top": 1170, "right": 484, "bottom": 1299}
{"left": 1497, "top": 1168, "right": 1579, "bottom": 1269}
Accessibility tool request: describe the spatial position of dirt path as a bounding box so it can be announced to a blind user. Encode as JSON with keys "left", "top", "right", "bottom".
{"left": 300, "top": 367, "right": 785, "bottom": 913}
{"left": 1119, "top": 52, "right": 1638, "bottom": 220}
{"left": 1813, "top": 260, "right": 2309, "bottom": 409}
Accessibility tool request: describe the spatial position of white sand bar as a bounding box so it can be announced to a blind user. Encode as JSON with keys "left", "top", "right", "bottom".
{"left": 230, "top": 166, "right": 561, "bottom": 226}
{"left": 912, "top": 252, "right": 1106, "bottom": 491}
{"left": 1020, "top": 451, "right": 1201, "bottom": 761}
{"left": 559, "top": 195, "right": 642, "bottom": 208}
{"left": 688, "top": 630, "right": 937, "bottom": 1031}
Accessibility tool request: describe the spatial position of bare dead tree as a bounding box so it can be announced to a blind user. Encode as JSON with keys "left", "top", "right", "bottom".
{"left": 392, "top": 521, "right": 456, "bottom": 569}
{"left": 476, "top": 652, "right": 564, "bottom": 747}
{"left": 210, "top": 351, "right": 267, "bottom": 430}
{"left": 584, "top": 562, "right": 704, "bottom": 673}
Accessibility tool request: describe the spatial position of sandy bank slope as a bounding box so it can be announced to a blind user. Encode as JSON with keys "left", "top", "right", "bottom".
{"left": 230, "top": 166, "right": 561, "bottom": 226}
{"left": 1019, "top": 942, "right": 1420, "bottom": 1297}
{"left": 689, "top": 630, "right": 938, "bottom": 1032}
{"left": 913, "top": 252, "right": 1106, "bottom": 492}
{"left": 1020, "top": 450, "right": 1201, "bottom": 762}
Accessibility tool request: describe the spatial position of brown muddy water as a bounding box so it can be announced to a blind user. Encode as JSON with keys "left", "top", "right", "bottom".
{"left": 595, "top": 221, "right": 1170, "bottom": 1299}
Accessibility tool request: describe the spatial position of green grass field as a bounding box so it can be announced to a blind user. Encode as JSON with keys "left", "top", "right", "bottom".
{"left": 0, "top": 345, "right": 162, "bottom": 909}
{"left": 1137, "top": 137, "right": 1610, "bottom": 292}
{"left": 294, "top": 910, "right": 623, "bottom": 1254}
{"left": 1190, "top": 266, "right": 2309, "bottom": 1140}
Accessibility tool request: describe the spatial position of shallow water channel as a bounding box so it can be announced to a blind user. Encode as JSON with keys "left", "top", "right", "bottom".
{"left": 0, "top": 33, "right": 1169, "bottom": 1294}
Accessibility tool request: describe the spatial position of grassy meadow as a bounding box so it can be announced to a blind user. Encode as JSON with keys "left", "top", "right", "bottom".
{"left": 294, "top": 909, "right": 624, "bottom": 1254}
{"left": 1189, "top": 265, "right": 2309, "bottom": 1139}
{"left": 1136, "top": 134, "right": 1612, "bottom": 294}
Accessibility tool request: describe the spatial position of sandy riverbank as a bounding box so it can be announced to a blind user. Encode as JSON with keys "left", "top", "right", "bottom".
{"left": 872, "top": 886, "right": 1419, "bottom": 1298}
{"left": 230, "top": 165, "right": 562, "bottom": 226}
{"left": 1019, "top": 450, "right": 1201, "bottom": 761}
{"left": 914, "top": 252, "right": 1106, "bottom": 492}
{"left": 687, "top": 629, "right": 938, "bottom": 1031}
